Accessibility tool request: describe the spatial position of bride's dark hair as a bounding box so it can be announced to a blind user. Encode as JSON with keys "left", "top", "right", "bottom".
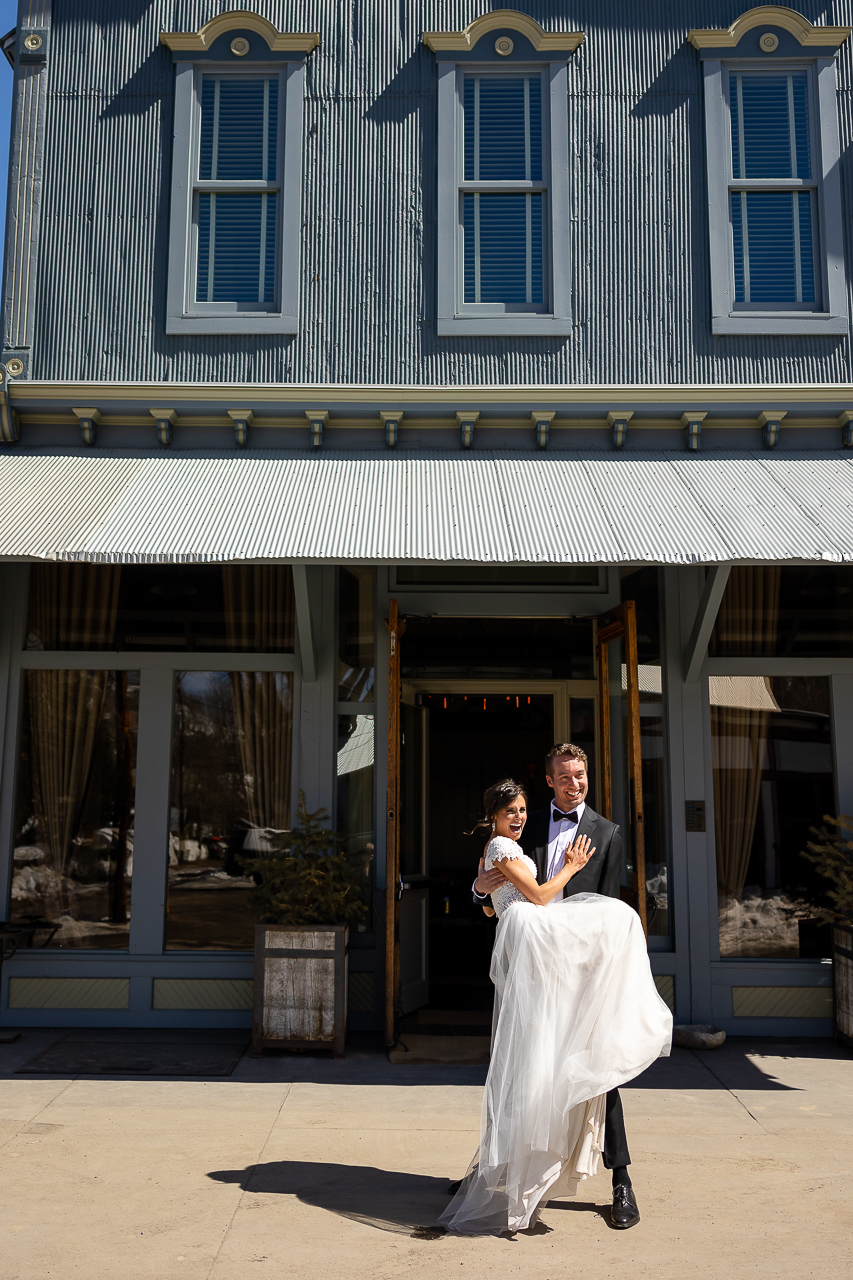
{"left": 466, "top": 778, "right": 528, "bottom": 838}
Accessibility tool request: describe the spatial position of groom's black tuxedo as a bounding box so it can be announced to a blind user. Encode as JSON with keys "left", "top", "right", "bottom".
{"left": 520, "top": 805, "right": 623, "bottom": 902}
{"left": 520, "top": 803, "right": 631, "bottom": 1173}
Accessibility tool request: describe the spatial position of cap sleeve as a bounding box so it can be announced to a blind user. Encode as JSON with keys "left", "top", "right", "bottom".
{"left": 485, "top": 836, "right": 525, "bottom": 867}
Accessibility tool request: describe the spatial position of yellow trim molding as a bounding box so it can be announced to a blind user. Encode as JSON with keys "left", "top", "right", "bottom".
{"left": 424, "top": 10, "right": 583, "bottom": 54}
{"left": 160, "top": 11, "right": 320, "bottom": 54}
{"left": 688, "top": 5, "right": 850, "bottom": 49}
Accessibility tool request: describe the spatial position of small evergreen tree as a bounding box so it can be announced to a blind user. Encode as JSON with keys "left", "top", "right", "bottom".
{"left": 241, "top": 791, "right": 369, "bottom": 928}
{"left": 801, "top": 815, "right": 853, "bottom": 924}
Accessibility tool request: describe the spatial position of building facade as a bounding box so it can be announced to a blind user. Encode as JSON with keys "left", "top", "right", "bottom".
{"left": 2, "top": 1, "right": 853, "bottom": 1039}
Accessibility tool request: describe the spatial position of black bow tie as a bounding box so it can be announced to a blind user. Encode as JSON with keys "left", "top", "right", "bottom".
{"left": 552, "top": 807, "right": 579, "bottom": 822}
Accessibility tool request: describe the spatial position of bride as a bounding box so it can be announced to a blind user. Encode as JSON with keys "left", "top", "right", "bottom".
{"left": 440, "top": 779, "right": 672, "bottom": 1236}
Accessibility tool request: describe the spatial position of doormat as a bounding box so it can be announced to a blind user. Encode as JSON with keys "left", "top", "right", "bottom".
{"left": 17, "top": 1032, "right": 250, "bottom": 1076}
{"left": 389, "top": 1034, "right": 490, "bottom": 1065}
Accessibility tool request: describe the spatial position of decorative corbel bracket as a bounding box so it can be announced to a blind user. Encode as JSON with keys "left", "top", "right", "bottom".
{"left": 532, "top": 410, "right": 556, "bottom": 451}
{"left": 839, "top": 410, "right": 853, "bottom": 449}
{"left": 457, "top": 411, "right": 479, "bottom": 449}
{"left": 607, "top": 410, "right": 634, "bottom": 449}
{"left": 305, "top": 409, "right": 328, "bottom": 449}
{"left": 0, "top": 365, "right": 20, "bottom": 444}
{"left": 227, "top": 409, "right": 254, "bottom": 449}
{"left": 380, "top": 411, "right": 404, "bottom": 449}
{"left": 681, "top": 411, "right": 707, "bottom": 452}
{"left": 150, "top": 408, "right": 177, "bottom": 448}
{"left": 72, "top": 407, "right": 101, "bottom": 447}
{"left": 758, "top": 409, "right": 787, "bottom": 450}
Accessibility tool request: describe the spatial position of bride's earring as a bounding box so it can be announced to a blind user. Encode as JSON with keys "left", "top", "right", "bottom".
{"left": 491, "top": 822, "right": 496, "bottom": 833}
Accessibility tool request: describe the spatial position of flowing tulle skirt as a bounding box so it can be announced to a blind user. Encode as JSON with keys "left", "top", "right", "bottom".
{"left": 440, "top": 893, "right": 673, "bottom": 1235}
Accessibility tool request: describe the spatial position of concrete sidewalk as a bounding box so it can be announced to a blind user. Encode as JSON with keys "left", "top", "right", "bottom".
{"left": 0, "top": 1029, "right": 851, "bottom": 1280}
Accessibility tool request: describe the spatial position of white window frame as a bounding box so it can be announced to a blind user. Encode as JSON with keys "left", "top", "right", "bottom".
{"left": 166, "top": 61, "right": 304, "bottom": 335}
{"left": 702, "top": 56, "right": 847, "bottom": 335}
{"left": 437, "top": 60, "right": 571, "bottom": 336}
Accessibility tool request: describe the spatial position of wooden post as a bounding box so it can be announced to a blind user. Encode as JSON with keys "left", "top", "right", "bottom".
{"left": 385, "top": 598, "right": 401, "bottom": 1047}
{"left": 623, "top": 601, "right": 648, "bottom": 937}
{"left": 595, "top": 604, "right": 647, "bottom": 937}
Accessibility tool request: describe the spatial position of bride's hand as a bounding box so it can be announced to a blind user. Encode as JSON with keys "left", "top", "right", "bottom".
{"left": 564, "top": 834, "right": 595, "bottom": 876}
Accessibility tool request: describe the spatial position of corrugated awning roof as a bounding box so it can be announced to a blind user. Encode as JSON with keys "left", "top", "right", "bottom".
{"left": 1, "top": 451, "right": 852, "bottom": 565}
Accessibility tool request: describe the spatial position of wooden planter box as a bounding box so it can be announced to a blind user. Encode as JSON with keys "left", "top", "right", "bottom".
{"left": 252, "top": 923, "right": 348, "bottom": 1058}
{"left": 834, "top": 923, "right": 853, "bottom": 1049}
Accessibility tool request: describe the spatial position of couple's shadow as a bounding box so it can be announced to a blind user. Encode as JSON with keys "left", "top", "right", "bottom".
{"left": 207, "top": 1160, "right": 612, "bottom": 1236}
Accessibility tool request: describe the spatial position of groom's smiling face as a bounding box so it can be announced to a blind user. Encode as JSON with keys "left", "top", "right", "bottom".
{"left": 546, "top": 758, "right": 588, "bottom": 812}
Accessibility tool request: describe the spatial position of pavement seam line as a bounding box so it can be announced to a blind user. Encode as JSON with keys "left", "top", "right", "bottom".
{"left": 204, "top": 1082, "right": 293, "bottom": 1280}
{"left": 689, "top": 1050, "right": 771, "bottom": 1133}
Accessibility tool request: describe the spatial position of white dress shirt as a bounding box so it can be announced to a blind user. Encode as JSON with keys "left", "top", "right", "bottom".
{"left": 544, "top": 801, "right": 586, "bottom": 902}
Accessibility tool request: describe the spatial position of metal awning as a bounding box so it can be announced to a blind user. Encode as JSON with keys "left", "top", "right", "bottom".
{"left": 1, "top": 451, "right": 853, "bottom": 564}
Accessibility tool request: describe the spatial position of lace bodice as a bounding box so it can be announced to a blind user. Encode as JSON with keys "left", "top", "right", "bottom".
{"left": 485, "top": 837, "right": 537, "bottom": 917}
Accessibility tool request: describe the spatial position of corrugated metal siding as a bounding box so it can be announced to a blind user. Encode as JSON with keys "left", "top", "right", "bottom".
{"left": 20, "top": 2, "right": 853, "bottom": 384}
{"left": 2, "top": 450, "right": 853, "bottom": 564}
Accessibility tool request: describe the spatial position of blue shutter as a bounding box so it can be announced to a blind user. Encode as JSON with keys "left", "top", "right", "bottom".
{"left": 196, "top": 76, "right": 279, "bottom": 305}
{"left": 462, "top": 75, "right": 544, "bottom": 305}
{"left": 731, "top": 191, "right": 815, "bottom": 304}
{"left": 729, "top": 71, "right": 815, "bottom": 304}
{"left": 464, "top": 193, "right": 543, "bottom": 304}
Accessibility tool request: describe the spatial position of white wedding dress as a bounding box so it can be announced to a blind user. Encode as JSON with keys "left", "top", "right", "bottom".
{"left": 439, "top": 836, "right": 673, "bottom": 1236}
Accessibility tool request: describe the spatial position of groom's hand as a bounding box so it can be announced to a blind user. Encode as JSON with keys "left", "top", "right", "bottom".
{"left": 475, "top": 856, "right": 507, "bottom": 895}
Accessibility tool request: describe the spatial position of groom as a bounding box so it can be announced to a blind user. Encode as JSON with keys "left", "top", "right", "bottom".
{"left": 469, "top": 742, "right": 640, "bottom": 1230}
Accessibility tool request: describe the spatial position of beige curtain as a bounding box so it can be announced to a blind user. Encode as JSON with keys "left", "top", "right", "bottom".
{"left": 26, "top": 565, "right": 121, "bottom": 881}
{"left": 710, "top": 567, "right": 780, "bottom": 898}
{"left": 223, "top": 567, "right": 294, "bottom": 829}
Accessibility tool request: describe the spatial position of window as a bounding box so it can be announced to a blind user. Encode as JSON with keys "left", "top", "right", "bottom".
{"left": 167, "top": 62, "right": 303, "bottom": 334}
{"left": 462, "top": 74, "right": 545, "bottom": 308}
{"left": 711, "top": 675, "right": 835, "bottom": 958}
{"left": 196, "top": 75, "right": 279, "bottom": 309}
{"left": 700, "top": 54, "right": 847, "bottom": 334}
{"left": 436, "top": 61, "right": 571, "bottom": 335}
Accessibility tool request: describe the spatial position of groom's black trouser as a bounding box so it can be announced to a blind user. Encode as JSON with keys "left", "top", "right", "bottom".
{"left": 602, "top": 1089, "right": 631, "bottom": 1169}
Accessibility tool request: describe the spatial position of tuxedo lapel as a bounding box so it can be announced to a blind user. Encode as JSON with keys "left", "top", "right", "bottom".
{"left": 561, "top": 806, "right": 600, "bottom": 897}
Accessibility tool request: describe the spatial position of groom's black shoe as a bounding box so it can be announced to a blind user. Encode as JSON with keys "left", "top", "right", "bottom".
{"left": 447, "top": 1179, "right": 463, "bottom": 1195}
{"left": 610, "top": 1183, "right": 640, "bottom": 1229}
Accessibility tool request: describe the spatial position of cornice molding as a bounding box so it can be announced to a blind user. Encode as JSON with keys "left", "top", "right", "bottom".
{"left": 160, "top": 11, "right": 320, "bottom": 54}
{"left": 688, "top": 5, "right": 850, "bottom": 49}
{"left": 423, "top": 10, "right": 583, "bottom": 54}
{"left": 8, "top": 382, "right": 853, "bottom": 410}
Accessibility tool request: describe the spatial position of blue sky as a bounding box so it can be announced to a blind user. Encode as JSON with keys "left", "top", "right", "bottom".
{"left": 0, "top": 2, "right": 21, "bottom": 276}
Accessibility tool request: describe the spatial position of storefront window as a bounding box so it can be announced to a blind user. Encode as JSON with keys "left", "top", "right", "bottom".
{"left": 25, "top": 564, "right": 295, "bottom": 653}
{"left": 166, "top": 670, "right": 293, "bottom": 950}
{"left": 338, "top": 568, "right": 374, "bottom": 700}
{"left": 711, "top": 565, "right": 853, "bottom": 658}
{"left": 711, "top": 675, "right": 835, "bottom": 958}
{"left": 11, "top": 670, "right": 139, "bottom": 948}
{"left": 337, "top": 713, "right": 375, "bottom": 930}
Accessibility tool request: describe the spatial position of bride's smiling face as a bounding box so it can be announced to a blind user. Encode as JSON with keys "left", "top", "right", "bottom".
{"left": 494, "top": 797, "right": 527, "bottom": 842}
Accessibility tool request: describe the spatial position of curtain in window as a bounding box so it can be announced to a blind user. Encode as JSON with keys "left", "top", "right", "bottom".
{"left": 223, "top": 567, "right": 294, "bottom": 829}
{"left": 710, "top": 567, "right": 780, "bottom": 898}
{"left": 26, "top": 565, "right": 121, "bottom": 893}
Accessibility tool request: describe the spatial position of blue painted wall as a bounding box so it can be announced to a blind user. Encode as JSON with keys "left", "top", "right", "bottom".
{"left": 7, "top": 1, "right": 853, "bottom": 384}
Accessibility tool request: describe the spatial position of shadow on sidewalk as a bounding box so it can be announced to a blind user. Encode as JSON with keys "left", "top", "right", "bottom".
{"left": 207, "top": 1159, "right": 609, "bottom": 1236}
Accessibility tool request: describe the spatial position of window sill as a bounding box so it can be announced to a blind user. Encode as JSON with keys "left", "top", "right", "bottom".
{"left": 712, "top": 313, "right": 848, "bottom": 336}
{"left": 437, "top": 315, "right": 572, "bottom": 336}
{"left": 166, "top": 314, "right": 298, "bottom": 335}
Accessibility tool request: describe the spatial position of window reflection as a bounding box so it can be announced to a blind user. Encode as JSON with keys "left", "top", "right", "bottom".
{"left": 166, "top": 670, "right": 293, "bottom": 950}
{"left": 12, "top": 670, "right": 139, "bottom": 948}
{"left": 712, "top": 675, "right": 835, "bottom": 958}
{"left": 338, "top": 568, "right": 374, "bottom": 700}
{"left": 711, "top": 565, "right": 853, "bottom": 658}
{"left": 337, "top": 713, "right": 375, "bottom": 931}
{"left": 26, "top": 564, "right": 294, "bottom": 653}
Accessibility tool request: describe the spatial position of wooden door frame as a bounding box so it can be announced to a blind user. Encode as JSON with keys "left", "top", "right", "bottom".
{"left": 596, "top": 600, "right": 648, "bottom": 936}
